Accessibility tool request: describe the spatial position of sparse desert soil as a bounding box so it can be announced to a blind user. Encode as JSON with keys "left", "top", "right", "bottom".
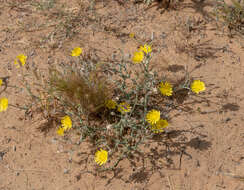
{"left": 1, "top": 0, "right": 244, "bottom": 189}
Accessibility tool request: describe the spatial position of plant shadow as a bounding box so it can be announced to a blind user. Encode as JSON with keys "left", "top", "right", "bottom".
{"left": 102, "top": 126, "right": 212, "bottom": 186}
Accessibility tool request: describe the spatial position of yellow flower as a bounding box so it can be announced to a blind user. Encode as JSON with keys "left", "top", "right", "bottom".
{"left": 146, "top": 110, "right": 160, "bottom": 125}
{"left": 132, "top": 51, "right": 144, "bottom": 64}
{"left": 61, "top": 115, "right": 72, "bottom": 130}
{"left": 151, "top": 119, "right": 168, "bottom": 133}
{"left": 117, "top": 102, "right": 131, "bottom": 114}
{"left": 191, "top": 80, "right": 205, "bottom": 94}
{"left": 71, "top": 47, "right": 82, "bottom": 57}
{"left": 139, "top": 44, "right": 152, "bottom": 54}
{"left": 95, "top": 149, "right": 108, "bottom": 166}
{"left": 0, "top": 97, "right": 8, "bottom": 112}
{"left": 159, "top": 81, "right": 173, "bottom": 96}
{"left": 57, "top": 126, "right": 65, "bottom": 136}
{"left": 0, "top": 79, "right": 2, "bottom": 87}
{"left": 129, "top": 33, "right": 135, "bottom": 38}
{"left": 14, "top": 54, "right": 27, "bottom": 68}
{"left": 105, "top": 99, "right": 117, "bottom": 109}
{"left": 57, "top": 115, "right": 72, "bottom": 135}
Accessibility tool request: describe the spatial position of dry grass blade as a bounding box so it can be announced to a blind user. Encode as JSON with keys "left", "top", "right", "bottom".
{"left": 48, "top": 67, "right": 111, "bottom": 115}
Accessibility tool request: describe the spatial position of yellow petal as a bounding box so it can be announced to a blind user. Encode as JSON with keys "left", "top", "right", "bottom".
{"left": 0, "top": 97, "right": 8, "bottom": 112}
{"left": 57, "top": 126, "right": 65, "bottom": 136}
{"left": 71, "top": 47, "right": 82, "bottom": 57}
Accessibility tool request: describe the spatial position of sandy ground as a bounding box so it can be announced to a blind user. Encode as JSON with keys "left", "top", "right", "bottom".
{"left": 0, "top": 0, "right": 244, "bottom": 189}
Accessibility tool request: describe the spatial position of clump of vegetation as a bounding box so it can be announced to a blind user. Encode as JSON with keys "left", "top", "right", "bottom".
{"left": 213, "top": 0, "right": 244, "bottom": 36}
{"left": 48, "top": 66, "right": 111, "bottom": 115}
{"left": 3, "top": 44, "right": 206, "bottom": 170}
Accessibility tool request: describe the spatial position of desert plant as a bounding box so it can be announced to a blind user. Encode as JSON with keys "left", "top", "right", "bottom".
{"left": 19, "top": 45, "right": 206, "bottom": 170}
{"left": 213, "top": 0, "right": 244, "bottom": 36}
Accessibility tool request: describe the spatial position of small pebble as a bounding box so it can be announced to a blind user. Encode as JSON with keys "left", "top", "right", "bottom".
{"left": 51, "top": 138, "right": 57, "bottom": 144}
{"left": 64, "top": 169, "right": 69, "bottom": 174}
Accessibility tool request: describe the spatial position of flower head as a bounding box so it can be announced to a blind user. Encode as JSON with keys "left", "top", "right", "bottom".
{"left": 0, "top": 79, "right": 2, "bottom": 87}
{"left": 191, "top": 80, "right": 205, "bottom": 94}
{"left": 105, "top": 99, "right": 117, "bottom": 109}
{"left": 159, "top": 81, "right": 173, "bottom": 96}
{"left": 14, "top": 54, "right": 27, "bottom": 68}
{"left": 61, "top": 115, "right": 72, "bottom": 130}
{"left": 0, "top": 97, "right": 8, "bottom": 112}
{"left": 129, "top": 33, "right": 135, "bottom": 38}
{"left": 132, "top": 51, "right": 144, "bottom": 64}
{"left": 57, "top": 126, "right": 65, "bottom": 136}
{"left": 71, "top": 47, "right": 82, "bottom": 57}
{"left": 146, "top": 110, "right": 161, "bottom": 125}
{"left": 151, "top": 119, "right": 168, "bottom": 133}
{"left": 95, "top": 149, "right": 108, "bottom": 166}
{"left": 117, "top": 102, "right": 131, "bottom": 114}
{"left": 139, "top": 44, "right": 152, "bottom": 54}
